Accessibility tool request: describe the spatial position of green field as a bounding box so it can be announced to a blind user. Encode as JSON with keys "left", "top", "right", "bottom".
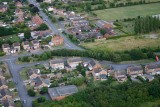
{"left": 81, "top": 35, "right": 160, "bottom": 52}
{"left": 93, "top": 3, "right": 160, "bottom": 21}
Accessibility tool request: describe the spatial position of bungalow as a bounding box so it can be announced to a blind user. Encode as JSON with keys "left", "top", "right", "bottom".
{"left": 48, "top": 85, "right": 78, "bottom": 100}
{"left": 27, "top": 69, "right": 40, "bottom": 79}
{"left": 67, "top": 57, "right": 82, "bottom": 68}
{"left": 30, "top": 77, "right": 48, "bottom": 90}
{"left": 0, "top": 79, "right": 8, "bottom": 90}
{"left": 51, "top": 35, "right": 64, "bottom": 46}
{"left": 114, "top": 70, "right": 127, "bottom": 82}
{"left": 31, "top": 40, "right": 40, "bottom": 49}
{"left": 0, "top": 89, "right": 12, "bottom": 100}
{"left": 87, "top": 59, "right": 101, "bottom": 71}
{"left": 50, "top": 59, "right": 65, "bottom": 70}
{"left": 92, "top": 68, "right": 107, "bottom": 80}
{"left": 2, "top": 44, "right": 10, "bottom": 54}
{"left": 145, "top": 64, "right": 160, "bottom": 75}
{"left": 127, "top": 66, "right": 143, "bottom": 77}
{"left": 12, "top": 42, "right": 20, "bottom": 53}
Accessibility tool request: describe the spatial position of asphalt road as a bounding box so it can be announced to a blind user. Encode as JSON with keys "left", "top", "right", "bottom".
{"left": 28, "top": 0, "right": 83, "bottom": 50}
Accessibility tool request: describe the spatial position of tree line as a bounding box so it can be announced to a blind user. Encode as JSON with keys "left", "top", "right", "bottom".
{"left": 18, "top": 46, "right": 160, "bottom": 63}
{"left": 134, "top": 16, "right": 160, "bottom": 34}
{"left": 32, "top": 76, "right": 160, "bottom": 107}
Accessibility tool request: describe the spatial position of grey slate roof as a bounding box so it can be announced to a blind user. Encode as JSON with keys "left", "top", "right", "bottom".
{"left": 33, "top": 77, "right": 42, "bottom": 87}
{"left": 89, "top": 59, "right": 97, "bottom": 67}
{"left": 48, "top": 85, "right": 78, "bottom": 98}
{"left": 0, "top": 89, "right": 10, "bottom": 99}
{"left": 129, "top": 66, "right": 143, "bottom": 71}
{"left": 68, "top": 57, "right": 82, "bottom": 63}
{"left": 147, "top": 64, "right": 160, "bottom": 69}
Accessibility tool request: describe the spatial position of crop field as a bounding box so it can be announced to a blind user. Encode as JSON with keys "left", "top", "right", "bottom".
{"left": 81, "top": 35, "right": 160, "bottom": 52}
{"left": 93, "top": 3, "right": 160, "bottom": 21}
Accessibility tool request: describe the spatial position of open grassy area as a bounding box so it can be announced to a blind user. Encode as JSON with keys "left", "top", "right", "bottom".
{"left": 140, "top": 99, "right": 160, "bottom": 107}
{"left": 93, "top": 3, "right": 160, "bottom": 21}
{"left": 81, "top": 35, "right": 160, "bottom": 52}
{"left": 20, "top": 69, "right": 29, "bottom": 80}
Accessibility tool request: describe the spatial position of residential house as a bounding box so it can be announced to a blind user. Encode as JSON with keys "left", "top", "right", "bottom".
{"left": 43, "top": 0, "right": 52, "bottom": 3}
{"left": 142, "top": 74, "right": 155, "bottom": 82}
{"left": 48, "top": 85, "right": 78, "bottom": 100}
{"left": 0, "top": 89, "right": 12, "bottom": 100}
{"left": 30, "top": 77, "right": 48, "bottom": 90}
{"left": 127, "top": 66, "right": 143, "bottom": 77}
{"left": 87, "top": 59, "right": 101, "bottom": 71}
{"left": 18, "top": 33, "right": 24, "bottom": 39}
{"left": 145, "top": 64, "right": 160, "bottom": 75}
{"left": 51, "top": 35, "right": 64, "bottom": 46}
{"left": 0, "top": 79, "right": 8, "bottom": 90}
{"left": 67, "top": 57, "right": 82, "bottom": 68}
{"left": 15, "top": 1, "right": 22, "bottom": 7}
{"left": 2, "top": 100, "right": 15, "bottom": 107}
{"left": 12, "top": 42, "right": 20, "bottom": 53}
{"left": 27, "top": 69, "right": 40, "bottom": 79}
{"left": 50, "top": 59, "right": 65, "bottom": 70}
{"left": 0, "top": 5, "right": 7, "bottom": 13}
{"left": 2, "top": 44, "right": 10, "bottom": 54}
{"left": 31, "top": 30, "right": 52, "bottom": 39}
{"left": 31, "top": 15, "right": 43, "bottom": 29}
{"left": 31, "top": 40, "right": 40, "bottom": 49}
{"left": 71, "top": 20, "right": 89, "bottom": 27}
{"left": 22, "top": 41, "right": 30, "bottom": 50}
{"left": 92, "top": 68, "right": 107, "bottom": 80}
{"left": 15, "top": 8, "right": 24, "bottom": 23}
{"left": 114, "top": 70, "right": 127, "bottom": 82}
{"left": 96, "top": 20, "right": 113, "bottom": 29}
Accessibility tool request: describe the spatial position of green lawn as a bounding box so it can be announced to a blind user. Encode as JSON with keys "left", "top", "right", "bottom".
{"left": 20, "top": 69, "right": 29, "bottom": 80}
{"left": 81, "top": 36, "right": 160, "bottom": 52}
{"left": 7, "top": 81, "right": 15, "bottom": 88}
{"left": 0, "top": 35, "right": 21, "bottom": 43}
{"left": 93, "top": 3, "right": 160, "bottom": 21}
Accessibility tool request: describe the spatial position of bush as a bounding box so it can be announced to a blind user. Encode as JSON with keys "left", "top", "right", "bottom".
{"left": 37, "top": 97, "right": 46, "bottom": 103}
{"left": 34, "top": 23, "right": 49, "bottom": 31}
{"left": 40, "top": 87, "right": 48, "bottom": 94}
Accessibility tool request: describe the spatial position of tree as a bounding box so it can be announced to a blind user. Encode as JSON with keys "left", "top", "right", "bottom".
{"left": 24, "top": 30, "right": 31, "bottom": 39}
{"left": 100, "top": 29, "right": 107, "bottom": 35}
{"left": 34, "top": 23, "right": 49, "bottom": 31}
{"left": 29, "top": 4, "right": 34, "bottom": 7}
{"left": 31, "top": 6, "right": 39, "bottom": 14}
{"left": 37, "top": 97, "right": 46, "bottom": 103}
{"left": 28, "top": 89, "right": 36, "bottom": 97}
{"left": 36, "top": 0, "right": 43, "bottom": 2}
{"left": 40, "top": 87, "right": 48, "bottom": 94}
{"left": 58, "top": 17, "right": 64, "bottom": 21}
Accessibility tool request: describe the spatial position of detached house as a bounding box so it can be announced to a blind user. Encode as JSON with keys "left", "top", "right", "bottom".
{"left": 12, "top": 42, "right": 20, "bottom": 53}
{"left": 145, "top": 64, "right": 160, "bottom": 75}
{"left": 50, "top": 59, "right": 65, "bottom": 70}
{"left": 27, "top": 69, "right": 40, "bottom": 79}
{"left": 92, "top": 68, "right": 107, "bottom": 80}
{"left": 30, "top": 77, "right": 48, "bottom": 90}
{"left": 48, "top": 85, "right": 78, "bottom": 100}
{"left": 127, "top": 66, "right": 143, "bottom": 77}
{"left": 0, "top": 5, "right": 7, "bottom": 13}
{"left": 67, "top": 57, "right": 82, "bottom": 68}
{"left": 32, "top": 15, "right": 43, "bottom": 28}
{"left": 2, "top": 44, "right": 10, "bottom": 54}
{"left": 51, "top": 35, "right": 64, "bottom": 46}
{"left": 114, "top": 70, "right": 127, "bottom": 82}
{"left": 0, "top": 79, "right": 8, "bottom": 90}
{"left": 87, "top": 59, "right": 101, "bottom": 71}
{"left": 22, "top": 41, "right": 30, "bottom": 50}
{"left": 2, "top": 100, "right": 15, "bottom": 107}
{"left": 31, "top": 40, "right": 40, "bottom": 49}
{"left": 0, "top": 89, "right": 12, "bottom": 101}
